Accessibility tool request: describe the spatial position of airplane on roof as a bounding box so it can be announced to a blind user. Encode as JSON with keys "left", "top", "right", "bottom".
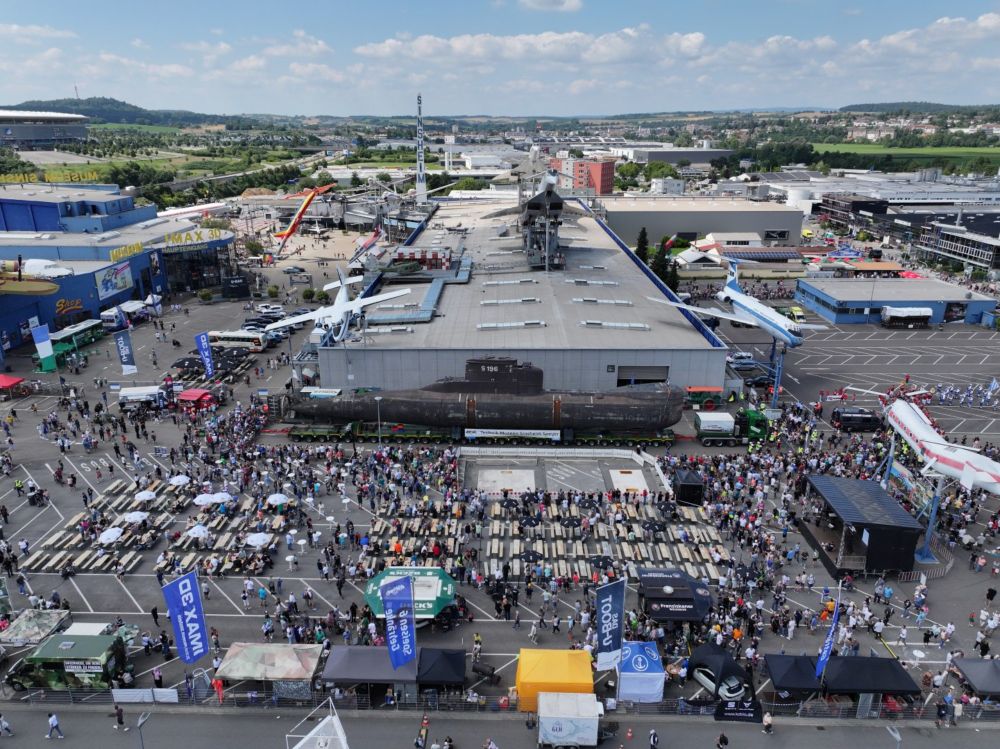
{"left": 647, "top": 261, "right": 826, "bottom": 347}
{"left": 264, "top": 268, "right": 410, "bottom": 343}
{"left": 853, "top": 385, "right": 1000, "bottom": 494}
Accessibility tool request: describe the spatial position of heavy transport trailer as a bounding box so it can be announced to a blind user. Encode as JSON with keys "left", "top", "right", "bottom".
{"left": 287, "top": 422, "right": 675, "bottom": 447}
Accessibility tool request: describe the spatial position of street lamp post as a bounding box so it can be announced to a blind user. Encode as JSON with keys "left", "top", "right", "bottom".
{"left": 374, "top": 396, "right": 383, "bottom": 447}
{"left": 136, "top": 712, "right": 151, "bottom": 749}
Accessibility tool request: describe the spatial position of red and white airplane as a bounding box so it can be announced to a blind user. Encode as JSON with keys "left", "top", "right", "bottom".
{"left": 856, "top": 386, "right": 1000, "bottom": 493}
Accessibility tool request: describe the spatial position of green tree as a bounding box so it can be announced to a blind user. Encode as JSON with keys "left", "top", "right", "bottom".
{"left": 315, "top": 290, "right": 330, "bottom": 303}
{"left": 665, "top": 260, "right": 680, "bottom": 292}
{"left": 267, "top": 285, "right": 279, "bottom": 299}
{"left": 350, "top": 171, "right": 362, "bottom": 187}
{"left": 650, "top": 244, "right": 669, "bottom": 281}
{"left": 635, "top": 227, "right": 649, "bottom": 264}
{"left": 244, "top": 239, "right": 263, "bottom": 256}
{"left": 301, "top": 287, "right": 315, "bottom": 301}
{"left": 376, "top": 172, "right": 392, "bottom": 184}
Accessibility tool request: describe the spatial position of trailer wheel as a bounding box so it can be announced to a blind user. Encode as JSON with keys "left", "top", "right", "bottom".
{"left": 701, "top": 438, "right": 711, "bottom": 447}
{"left": 703, "top": 399, "right": 716, "bottom": 411}
{"left": 728, "top": 439, "right": 737, "bottom": 447}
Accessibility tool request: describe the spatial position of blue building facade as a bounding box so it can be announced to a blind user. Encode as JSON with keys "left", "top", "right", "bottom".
{"left": 795, "top": 278, "right": 997, "bottom": 325}
{"left": 0, "top": 184, "right": 234, "bottom": 353}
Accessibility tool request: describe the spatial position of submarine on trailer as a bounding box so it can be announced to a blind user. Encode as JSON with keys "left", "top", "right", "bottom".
{"left": 291, "top": 357, "right": 685, "bottom": 433}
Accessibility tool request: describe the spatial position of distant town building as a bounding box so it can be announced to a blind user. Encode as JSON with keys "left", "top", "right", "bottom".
{"left": 548, "top": 157, "right": 616, "bottom": 195}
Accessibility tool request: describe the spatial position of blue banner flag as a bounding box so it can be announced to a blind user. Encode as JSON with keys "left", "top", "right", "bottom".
{"left": 595, "top": 578, "right": 626, "bottom": 671}
{"left": 194, "top": 332, "right": 214, "bottom": 379}
{"left": 381, "top": 576, "right": 416, "bottom": 670}
{"left": 113, "top": 330, "right": 137, "bottom": 376}
{"left": 816, "top": 588, "right": 842, "bottom": 680}
{"left": 162, "top": 571, "right": 209, "bottom": 664}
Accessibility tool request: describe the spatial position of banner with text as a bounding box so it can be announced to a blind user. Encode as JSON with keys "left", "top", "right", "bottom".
{"left": 30, "top": 324, "right": 56, "bottom": 373}
{"left": 194, "top": 331, "right": 214, "bottom": 379}
{"left": 381, "top": 576, "right": 416, "bottom": 670}
{"left": 595, "top": 578, "right": 626, "bottom": 671}
{"left": 161, "top": 571, "right": 209, "bottom": 664}
{"left": 113, "top": 330, "right": 137, "bottom": 375}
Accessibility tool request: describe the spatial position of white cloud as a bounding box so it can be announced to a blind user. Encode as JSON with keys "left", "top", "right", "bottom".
{"left": 229, "top": 55, "right": 267, "bottom": 73}
{"left": 288, "top": 62, "right": 345, "bottom": 82}
{"left": 0, "top": 23, "right": 75, "bottom": 41}
{"left": 356, "top": 26, "right": 650, "bottom": 65}
{"left": 518, "top": 0, "right": 582, "bottom": 11}
{"left": 130, "top": 38, "right": 148, "bottom": 49}
{"left": 568, "top": 78, "right": 598, "bottom": 95}
{"left": 180, "top": 40, "right": 232, "bottom": 67}
{"left": 263, "top": 30, "right": 331, "bottom": 57}
{"left": 96, "top": 53, "right": 194, "bottom": 79}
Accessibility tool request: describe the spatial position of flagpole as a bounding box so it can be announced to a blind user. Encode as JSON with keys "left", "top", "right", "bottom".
{"left": 817, "top": 580, "right": 843, "bottom": 683}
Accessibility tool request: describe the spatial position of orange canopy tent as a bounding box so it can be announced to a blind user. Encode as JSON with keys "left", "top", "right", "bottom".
{"left": 514, "top": 648, "right": 593, "bottom": 712}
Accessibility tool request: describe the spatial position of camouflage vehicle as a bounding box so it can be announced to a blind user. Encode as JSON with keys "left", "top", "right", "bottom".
{"left": 5, "top": 633, "right": 128, "bottom": 691}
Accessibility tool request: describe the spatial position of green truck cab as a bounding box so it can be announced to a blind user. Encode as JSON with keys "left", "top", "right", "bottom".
{"left": 694, "top": 409, "right": 769, "bottom": 447}
{"left": 5, "top": 633, "right": 129, "bottom": 691}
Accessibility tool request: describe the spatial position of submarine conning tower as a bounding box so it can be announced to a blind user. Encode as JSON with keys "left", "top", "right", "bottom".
{"left": 421, "top": 356, "right": 544, "bottom": 395}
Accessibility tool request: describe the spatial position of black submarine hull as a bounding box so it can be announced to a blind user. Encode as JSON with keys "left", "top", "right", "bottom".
{"left": 293, "top": 358, "right": 684, "bottom": 433}
{"left": 293, "top": 386, "right": 684, "bottom": 433}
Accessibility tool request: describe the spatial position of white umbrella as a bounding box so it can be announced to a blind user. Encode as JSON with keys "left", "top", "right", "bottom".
{"left": 212, "top": 492, "right": 233, "bottom": 504}
{"left": 193, "top": 494, "right": 217, "bottom": 507}
{"left": 266, "top": 493, "right": 289, "bottom": 507}
{"left": 289, "top": 528, "right": 298, "bottom": 535}
{"left": 134, "top": 490, "right": 156, "bottom": 503}
{"left": 186, "top": 525, "right": 210, "bottom": 539}
{"left": 169, "top": 475, "right": 190, "bottom": 487}
{"left": 98, "top": 527, "right": 124, "bottom": 545}
{"left": 246, "top": 532, "right": 272, "bottom": 549}
{"left": 296, "top": 539, "right": 308, "bottom": 549}
{"left": 123, "top": 511, "right": 148, "bottom": 524}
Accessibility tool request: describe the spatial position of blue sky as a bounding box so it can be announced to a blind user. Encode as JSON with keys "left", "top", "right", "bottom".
{"left": 3, "top": 0, "right": 1000, "bottom": 116}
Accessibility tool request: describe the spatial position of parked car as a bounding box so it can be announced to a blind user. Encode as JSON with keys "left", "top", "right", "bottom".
{"left": 743, "top": 374, "right": 775, "bottom": 388}
{"left": 282, "top": 266, "right": 306, "bottom": 274}
{"left": 255, "top": 303, "right": 284, "bottom": 314}
{"left": 691, "top": 666, "right": 746, "bottom": 701}
{"left": 727, "top": 352, "right": 757, "bottom": 370}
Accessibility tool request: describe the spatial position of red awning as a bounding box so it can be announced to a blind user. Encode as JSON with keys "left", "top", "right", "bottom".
{"left": 0, "top": 375, "right": 24, "bottom": 389}
{"left": 178, "top": 388, "right": 212, "bottom": 402}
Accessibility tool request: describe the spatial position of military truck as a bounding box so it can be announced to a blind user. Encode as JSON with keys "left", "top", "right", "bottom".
{"left": 694, "top": 409, "right": 769, "bottom": 447}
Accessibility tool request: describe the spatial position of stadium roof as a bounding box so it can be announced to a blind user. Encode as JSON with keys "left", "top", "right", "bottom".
{"left": 0, "top": 110, "right": 87, "bottom": 123}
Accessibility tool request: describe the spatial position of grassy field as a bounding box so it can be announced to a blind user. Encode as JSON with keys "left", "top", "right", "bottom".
{"left": 811, "top": 142, "right": 1000, "bottom": 166}
{"left": 90, "top": 123, "right": 181, "bottom": 134}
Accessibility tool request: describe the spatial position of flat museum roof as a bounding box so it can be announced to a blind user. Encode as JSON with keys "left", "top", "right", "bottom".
{"left": 337, "top": 199, "right": 713, "bottom": 351}
{"left": 799, "top": 277, "right": 995, "bottom": 303}
{"left": 600, "top": 197, "right": 802, "bottom": 214}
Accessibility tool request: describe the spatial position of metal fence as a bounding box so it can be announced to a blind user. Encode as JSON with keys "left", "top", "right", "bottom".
{"left": 12, "top": 688, "right": 1000, "bottom": 723}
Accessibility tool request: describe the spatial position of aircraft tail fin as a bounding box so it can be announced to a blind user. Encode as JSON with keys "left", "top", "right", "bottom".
{"left": 725, "top": 261, "right": 743, "bottom": 292}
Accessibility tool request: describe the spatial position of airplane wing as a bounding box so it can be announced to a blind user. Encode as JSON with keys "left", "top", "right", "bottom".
{"left": 264, "top": 306, "right": 336, "bottom": 332}
{"left": 344, "top": 288, "right": 411, "bottom": 313}
{"left": 322, "top": 275, "right": 365, "bottom": 292}
{"left": 646, "top": 297, "right": 760, "bottom": 327}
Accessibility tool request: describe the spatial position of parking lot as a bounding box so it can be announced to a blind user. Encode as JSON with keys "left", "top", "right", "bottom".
{"left": 717, "top": 314, "right": 1000, "bottom": 438}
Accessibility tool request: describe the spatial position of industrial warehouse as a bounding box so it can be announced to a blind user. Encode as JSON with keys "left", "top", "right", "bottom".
{"left": 298, "top": 197, "right": 727, "bottom": 401}
{"left": 794, "top": 277, "right": 998, "bottom": 325}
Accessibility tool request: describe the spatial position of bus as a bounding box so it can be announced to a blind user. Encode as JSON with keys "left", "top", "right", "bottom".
{"left": 50, "top": 319, "right": 105, "bottom": 351}
{"left": 208, "top": 329, "right": 268, "bottom": 352}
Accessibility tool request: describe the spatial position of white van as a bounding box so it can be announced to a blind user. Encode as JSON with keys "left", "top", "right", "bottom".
{"left": 118, "top": 386, "right": 169, "bottom": 410}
